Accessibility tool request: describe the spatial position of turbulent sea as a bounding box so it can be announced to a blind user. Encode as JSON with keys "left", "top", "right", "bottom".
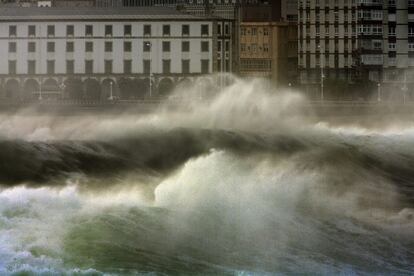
{"left": 0, "top": 78, "right": 413, "bottom": 275}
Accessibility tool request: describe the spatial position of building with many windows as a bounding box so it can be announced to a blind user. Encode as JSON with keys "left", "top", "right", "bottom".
{"left": 299, "top": 0, "right": 414, "bottom": 100}
{"left": 0, "top": 7, "right": 231, "bottom": 100}
{"left": 239, "top": 21, "right": 290, "bottom": 84}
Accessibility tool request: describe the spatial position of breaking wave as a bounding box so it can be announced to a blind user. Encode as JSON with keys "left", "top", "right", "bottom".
{"left": 0, "top": 77, "right": 413, "bottom": 275}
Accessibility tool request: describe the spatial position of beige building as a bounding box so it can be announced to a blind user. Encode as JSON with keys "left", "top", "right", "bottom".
{"left": 239, "top": 22, "right": 290, "bottom": 85}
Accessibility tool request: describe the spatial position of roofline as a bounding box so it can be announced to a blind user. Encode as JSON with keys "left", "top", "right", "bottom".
{"left": 0, "top": 7, "right": 223, "bottom": 22}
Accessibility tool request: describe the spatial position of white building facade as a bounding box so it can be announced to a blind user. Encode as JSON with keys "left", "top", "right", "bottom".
{"left": 0, "top": 7, "right": 223, "bottom": 100}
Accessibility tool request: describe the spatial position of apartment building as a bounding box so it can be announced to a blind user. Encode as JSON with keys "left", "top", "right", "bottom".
{"left": 299, "top": 0, "right": 414, "bottom": 99}
{"left": 0, "top": 7, "right": 230, "bottom": 100}
{"left": 239, "top": 22, "right": 290, "bottom": 85}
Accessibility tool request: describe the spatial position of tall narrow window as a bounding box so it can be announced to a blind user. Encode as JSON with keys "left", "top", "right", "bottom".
{"left": 162, "top": 41, "right": 171, "bottom": 52}
{"left": 47, "top": 25, "right": 55, "bottom": 37}
{"left": 182, "top": 59, "right": 190, "bottom": 74}
{"left": 201, "top": 59, "right": 209, "bottom": 74}
{"left": 162, "top": 59, "right": 171, "bottom": 73}
{"left": 104, "top": 60, "right": 112, "bottom": 73}
{"left": 85, "top": 41, "right": 93, "bottom": 52}
{"left": 143, "top": 60, "right": 150, "bottom": 74}
{"left": 67, "top": 25, "right": 74, "bottom": 36}
{"left": 201, "top": 24, "right": 209, "bottom": 36}
{"left": 124, "top": 60, "right": 132, "bottom": 74}
{"left": 85, "top": 60, "right": 93, "bottom": 74}
{"left": 28, "top": 60, "right": 36, "bottom": 74}
{"left": 28, "top": 42, "right": 36, "bottom": 53}
{"left": 9, "top": 25, "right": 17, "bottom": 37}
{"left": 105, "top": 25, "right": 113, "bottom": 36}
{"left": 201, "top": 41, "right": 209, "bottom": 52}
{"left": 66, "top": 41, "right": 74, "bottom": 52}
{"left": 47, "top": 42, "right": 55, "bottom": 53}
{"left": 28, "top": 25, "right": 36, "bottom": 36}
{"left": 182, "top": 41, "right": 190, "bottom": 52}
{"left": 8, "top": 60, "right": 16, "bottom": 74}
{"left": 124, "top": 41, "right": 132, "bottom": 52}
{"left": 163, "top": 25, "right": 170, "bottom": 36}
{"left": 124, "top": 25, "right": 132, "bottom": 36}
{"left": 105, "top": 41, "right": 113, "bottom": 52}
{"left": 47, "top": 60, "right": 55, "bottom": 74}
{"left": 66, "top": 60, "right": 74, "bottom": 74}
{"left": 144, "top": 25, "right": 151, "bottom": 36}
{"left": 8, "top": 42, "right": 16, "bottom": 53}
{"left": 85, "top": 25, "right": 93, "bottom": 36}
{"left": 182, "top": 25, "right": 190, "bottom": 36}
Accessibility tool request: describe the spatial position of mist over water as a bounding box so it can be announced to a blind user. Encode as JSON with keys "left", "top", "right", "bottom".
{"left": 0, "top": 77, "right": 413, "bottom": 275}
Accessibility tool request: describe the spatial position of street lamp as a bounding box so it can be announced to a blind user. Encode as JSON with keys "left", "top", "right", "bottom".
{"left": 59, "top": 83, "right": 66, "bottom": 99}
{"left": 145, "top": 41, "right": 152, "bottom": 97}
{"left": 39, "top": 80, "right": 43, "bottom": 100}
{"left": 318, "top": 44, "right": 324, "bottom": 102}
{"left": 377, "top": 83, "right": 381, "bottom": 102}
{"left": 108, "top": 80, "right": 114, "bottom": 101}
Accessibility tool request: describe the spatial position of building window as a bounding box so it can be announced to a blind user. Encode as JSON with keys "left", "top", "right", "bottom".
{"left": 67, "top": 25, "right": 74, "bottom": 36}
{"left": 104, "top": 60, "right": 112, "bottom": 73}
{"left": 105, "top": 42, "right": 113, "bottom": 52}
{"left": 85, "top": 25, "right": 93, "bottom": 36}
{"left": 8, "top": 42, "right": 16, "bottom": 53}
{"left": 28, "top": 60, "right": 36, "bottom": 74}
{"left": 47, "top": 25, "right": 55, "bottom": 37}
{"left": 201, "top": 59, "right": 209, "bottom": 74}
{"left": 182, "top": 59, "right": 190, "bottom": 74}
{"left": 143, "top": 60, "right": 150, "bottom": 74}
{"left": 66, "top": 60, "right": 74, "bottom": 74}
{"left": 163, "top": 25, "right": 170, "bottom": 36}
{"left": 225, "top": 24, "right": 229, "bottom": 35}
{"left": 85, "top": 41, "right": 93, "bottom": 52}
{"left": 201, "top": 41, "right": 209, "bottom": 52}
{"left": 124, "top": 25, "right": 132, "bottom": 36}
{"left": 85, "top": 60, "right": 93, "bottom": 74}
{"left": 9, "top": 25, "right": 16, "bottom": 37}
{"left": 201, "top": 24, "right": 209, "bottom": 36}
{"left": 225, "top": 41, "right": 230, "bottom": 52}
{"left": 182, "top": 41, "right": 190, "bottom": 52}
{"left": 124, "top": 60, "right": 132, "bottom": 74}
{"left": 162, "top": 41, "right": 171, "bottom": 52}
{"left": 124, "top": 41, "right": 132, "bottom": 52}
{"left": 28, "top": 42, "right": 36, "bottom": 53}
{"left": 66, "top": 41, "right": 74, "bottom": 52}
{"left": 162, "top": 59, "right": 171, "bottom": 73}
{"left": 8, "top": 60, "right": 16, "bottom": 74}
{"left": 182, "top": 24, "right": 190, "bottom": 36}
{"left": 28, "top": 25, "right": 36, "bottom": 36}
{"left": 218, "top": 24, "right": 222, "bottom": 35}
{"left": 47, "top": 60, "right": 55, "bottom": 74}
{"left": 47, "top": 42, "right": 55, "bottom": 53}
{"left": 143, "top": 41, "right": 151, "bottom": 52}
{"left": 144, "top": 25, "right": 151, "bottom": 36}
{"left": 105, "top": 25, "right": 113, "bottom": 36}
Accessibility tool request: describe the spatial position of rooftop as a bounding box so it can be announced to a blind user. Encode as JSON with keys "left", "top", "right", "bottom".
{"left": 0, "top": 7, "right": 214, "bottom": 21}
